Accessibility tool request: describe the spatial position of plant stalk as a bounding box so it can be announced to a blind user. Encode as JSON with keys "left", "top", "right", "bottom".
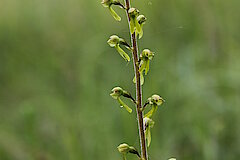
{"left": 124, "top": 0, "right": 148, "bottom": 159}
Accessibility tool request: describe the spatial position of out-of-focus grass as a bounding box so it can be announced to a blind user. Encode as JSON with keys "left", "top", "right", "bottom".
{"left": 0, "top": 0, "right": 240, "bottom": 159}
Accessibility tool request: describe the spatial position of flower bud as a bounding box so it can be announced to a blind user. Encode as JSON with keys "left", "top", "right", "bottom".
{"left": 117, "top": 143, "right": 130, "bottom": 154}
{"left": 117, "top": 143, "right": 140, "bottom": 157}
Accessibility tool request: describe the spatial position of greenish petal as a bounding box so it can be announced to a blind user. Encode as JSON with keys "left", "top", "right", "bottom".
{"left": 139, "top": 60, "right": 146, "bottom": 73}
{"left": 133, "top": 75, "right": 136, "bottom": 84}
{"left": 130, "top": 19, "right": 135, "bottom": 34}
{"left": 117, "top": 97, "right": 132, "bottom": 113}
{"left": 133, "top": 72, "right": 144, "bottom": 85}
{"left": 109, "top": 6, "right": 121, "bottom": 21}
{"left": 144, "top": 107, "right": 154, "bottom": 118}
{"left": 135, "top": 18, "right": 141, "bottom": 34}
{"left": 140, "top": 72, "right": 144, "bottom": 85}
{"left": 146, "top": 128, "right": 151, "bottom": 147}
{"left": 145, "top": 59, "right": 150, "bottom": 75}
{"left": 122, "top": 154, "right": 127, "bottom": 160}
{"left": 138, "top": 24, "right": 144, "bottom": 39}
{"left": 144, "top": 105, "right": 158, "bottom": 118}
{"left": 115, "top": 45, "right": 130, "bottom": 62}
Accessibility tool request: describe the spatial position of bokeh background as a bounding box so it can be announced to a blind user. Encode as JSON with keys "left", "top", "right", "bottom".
{"left": 0, "top": 0, "right": 240, "bottom": 159}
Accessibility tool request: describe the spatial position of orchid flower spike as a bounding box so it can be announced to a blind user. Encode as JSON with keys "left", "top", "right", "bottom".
{"left": 144, "top": 94, "right": 165, "bottom": 118}
{"left": 143, "top": 117, "right": 155, "bottom": 147}
{"left": 137, "top": 15, "right": 147, "bottom": 39}
{"left": 101, "top": 0, "right": 124, "bottom": 21}
{"left": 107, "top": 35, "right": 131, "bottom": 62}
{"left": 110, "top": 87, "right": 133, "bottom": 113}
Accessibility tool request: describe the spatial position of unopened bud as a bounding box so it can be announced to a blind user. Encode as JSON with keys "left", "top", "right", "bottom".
{"left": 117, "top": 143, "right": 140, "bottom": 157}
{"left": 117, "top": 143, "right": 130, "bottom": 154}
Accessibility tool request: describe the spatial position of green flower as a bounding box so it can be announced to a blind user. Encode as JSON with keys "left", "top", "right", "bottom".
{"left": 139, "top": 49, "right": 154, "bottom": 75}
{"left": 143, "top": 117, "right": 155, "bottom": 147}
{"left": 128, "top": 8, "right": 141, "bottom": 34}
{"left": 136, "top": 15, "right": 147, "bottom": 39}
{"left": 144, "top": 94, "right": 165, "bottom": 118}
{"left": 110, "top": 87, "right": 133, "bottom": 113}
{"left": 101, "top": 0, "right": 123, "bottom": 21}
{"left": 107, "top": 35, "right": 130, "bottom": 62}
{"left": 133, "top": 49, "right": 154, "bottom": 85}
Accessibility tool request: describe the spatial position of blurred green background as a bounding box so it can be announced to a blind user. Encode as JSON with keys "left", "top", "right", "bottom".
{"left": 0, "top": 0, "right": 240, "bottom": 159}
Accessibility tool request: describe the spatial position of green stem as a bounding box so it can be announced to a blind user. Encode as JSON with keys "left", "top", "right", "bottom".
{"left": 122, "top": 154, "right": 127, "bottom": 160}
